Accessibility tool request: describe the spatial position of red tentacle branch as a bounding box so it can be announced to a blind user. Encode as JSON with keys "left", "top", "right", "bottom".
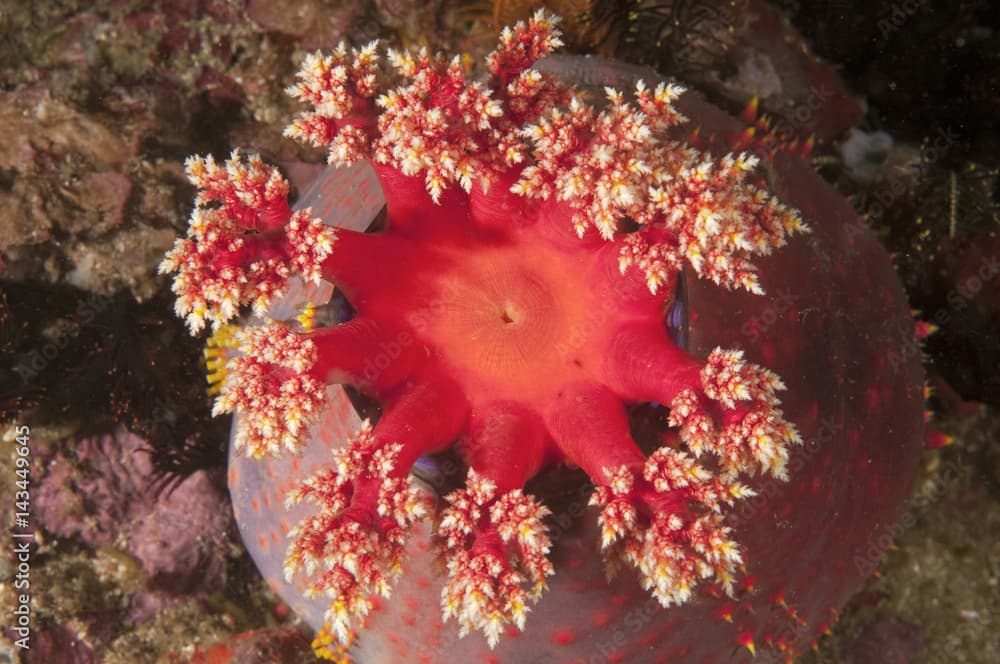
{"left": 213, "top": 323, "right": 326, "bottom": 458}
{"left": 160, "top": 151, "right": 334, "bottom": 333}
{"left": 284, "top": 41, "right": 382, "bottom": 165}
{"left": 590, "top": 449, "right": 756, "bottom": 606}
{"left": 438, "top": 469, "right": 554, "bottom": 647}
{"left": 670, "top": 347, "right": 802, "bottom": 479}
{"left": 284, "top": 421, "right": 431, "bottom": 644}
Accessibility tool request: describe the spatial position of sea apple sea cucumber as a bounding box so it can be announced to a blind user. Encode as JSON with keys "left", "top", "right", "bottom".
{"left": 161, "top": 12, "right": 926, "bottom": 663}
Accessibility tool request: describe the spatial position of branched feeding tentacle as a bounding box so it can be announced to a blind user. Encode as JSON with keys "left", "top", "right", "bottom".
{"left": 213, "top": 323, "right": 326, "bottom": 458}
{"left": 284, "top": 421, "right": 431, "bottom": 645}
{"left": 159, "top": 151, "right": 335, "bottom": 333}
{"left": 284, "top": 41, "right": 383, "bottom": 165}
{"left": 438, "top": 469, "right": 554, "bottom": 648}
{"left": 589, "top": 449, "right": 756, "bottom": 606}
{"left": 545, "top": 374, "right": 796, "bottom": 609}
{"left": 670, "top": 347, "right": 802, "bottom": 479}
{"left": 282, "top": 370, "right": 470, "bottom": 641}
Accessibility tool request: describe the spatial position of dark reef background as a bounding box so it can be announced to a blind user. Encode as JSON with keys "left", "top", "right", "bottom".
{"left": 0, "top": 1, "right": 997, "bottom": 662}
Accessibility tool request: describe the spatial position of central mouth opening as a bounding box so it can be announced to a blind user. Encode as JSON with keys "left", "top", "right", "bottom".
{"left": 499, "top": 303, "right": 520, "bottom": 325}
{"left": 422, "top": 247, "right": 587, "bottom": 397}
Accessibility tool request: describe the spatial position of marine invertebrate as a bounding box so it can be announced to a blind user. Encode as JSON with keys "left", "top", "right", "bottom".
{"left": 163, "top": 11, "right": 925, "bottom": 663}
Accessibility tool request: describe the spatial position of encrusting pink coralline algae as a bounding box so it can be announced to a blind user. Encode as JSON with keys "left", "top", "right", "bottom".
{"left": 161, "top": 11, "right": 925, "bottom": 663}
